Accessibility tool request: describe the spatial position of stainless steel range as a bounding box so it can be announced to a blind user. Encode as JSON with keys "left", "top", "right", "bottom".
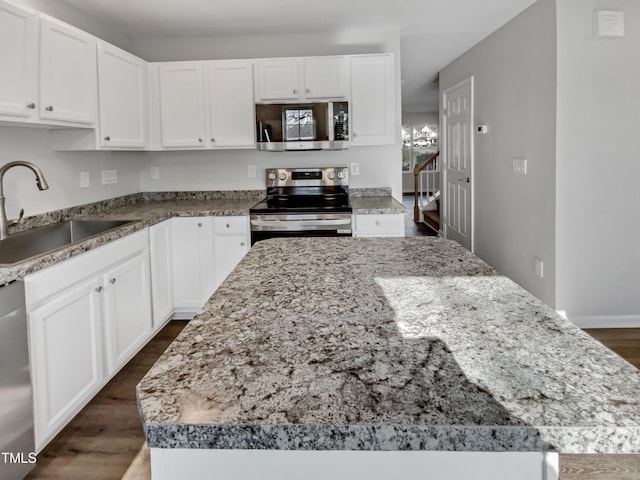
{"left": 250, "top": 167, "right": 352, "bottom": 244}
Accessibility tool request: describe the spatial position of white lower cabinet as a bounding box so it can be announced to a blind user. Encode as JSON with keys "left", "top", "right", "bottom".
{"left": 149, "top": 220, "right": 174, "bottom": 328}
{"left": 172, "top": 216, "right": 250, "bottom": 316}
{"left": 102, "top": 253, "right": 152, "bottom": 375}
{"left": 212, "top": 216, "right": 249, "bottom": 290}
{"left": 25, "top": 229, "right": 152, "bottom": 451}
{"left": 353, "top": 214, "right": 404, "bottom": 237}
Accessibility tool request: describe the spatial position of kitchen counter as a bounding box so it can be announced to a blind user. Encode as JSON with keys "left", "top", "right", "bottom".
{"left": 349, "top": 188, "right": 405, "bottom": 214}
{"left": 0, "top": 193, "right": 261, "bottom": 285}
{"left": 137, "top": 237, "right": 640, "bottom": 455}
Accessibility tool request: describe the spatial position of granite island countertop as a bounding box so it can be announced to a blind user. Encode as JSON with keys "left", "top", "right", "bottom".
{"left": 136, "top": 237, "right": 640, "bottom": 454}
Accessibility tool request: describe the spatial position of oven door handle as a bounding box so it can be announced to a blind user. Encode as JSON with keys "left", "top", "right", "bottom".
{"left": 251, "top": 219, "right": 351, "bottom": 227}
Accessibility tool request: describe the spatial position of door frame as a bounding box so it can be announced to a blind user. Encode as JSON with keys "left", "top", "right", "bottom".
{"left": 441, "top": 76, "right": 475, "bottom": 253}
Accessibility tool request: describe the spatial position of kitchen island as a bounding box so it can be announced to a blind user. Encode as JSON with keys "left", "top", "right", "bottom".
{"left": 137, "top": 237, "right": 640, "bottom": 480}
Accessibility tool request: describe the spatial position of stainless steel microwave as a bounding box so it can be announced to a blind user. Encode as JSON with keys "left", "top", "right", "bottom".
{"left": 255, "top": 101, "right": 349, "bottom": 151}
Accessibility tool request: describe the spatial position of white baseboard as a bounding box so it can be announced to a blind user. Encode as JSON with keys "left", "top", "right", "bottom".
{"left": 569, "top": 315, "right": 640, "bottom": 329}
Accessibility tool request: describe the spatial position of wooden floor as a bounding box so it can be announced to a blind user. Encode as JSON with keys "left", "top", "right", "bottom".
{"left": 25, "top": 325, "right": 640, "bottom": 479}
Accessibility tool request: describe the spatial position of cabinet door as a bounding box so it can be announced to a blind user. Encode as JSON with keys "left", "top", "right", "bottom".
{"left": 171, "top": 217, "right": 212, "bottom": 313}
{"left": 354, "top": 214, "right": 404, "bottom": 237}
{"left": 303, "top": 56, "right": 348, "bottom": 99}
{"left": 207, "top": 60, "right": 255, "bottom": 148}
{"left": 158, "top": 63, "right": 206, "bottom": 148}
{"left": 97, "top": 42, "right": 148, "bottom": 148}
{"left": 255, "top": 58, "right": 300, "bottom": 101}
{"left": 214, "top": 235, "right": 249, "bottom": 290}
{"left": 0, "top": 1, "right": 38, "bottom": 118}
{"left": 350, "top": 54, "right": 395, "bottom": 146}
{"left": 102, "top": 253, "right": 153, "bottom": 375}
{"left": 149, "top": 220, "right": 174, "bottom": 327}
{"left": 39, "top": 17, "right": 97, "bottom": 124}
{"left": 29, "top": 277, "right": 104, "bottom": 451}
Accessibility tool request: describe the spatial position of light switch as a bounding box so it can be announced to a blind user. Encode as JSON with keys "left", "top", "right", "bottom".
{"left": 350, "top": 162, "right": 360, "bottom": 176}
{"left": 534, "top": 257, "right": 544, "bottom": 278}
{"left": 79, "top": 171, "right": 90, "bottom": 188}
{"left": 150, "top": 167, "right": 160, "bottom": 180}
{"left": 248, "top": 165, "right": 256, "bottom": 178}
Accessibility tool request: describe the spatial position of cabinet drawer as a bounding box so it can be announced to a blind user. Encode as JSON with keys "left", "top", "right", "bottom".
{"left": 354, "top": 214, "right": 404, "bottom": 237}
{"left": 213, "top": 216, "right": 248, "bottom": 234}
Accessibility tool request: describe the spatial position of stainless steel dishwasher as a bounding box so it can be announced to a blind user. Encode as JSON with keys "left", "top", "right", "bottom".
{"left": 0, "top": 281, "right": 35, "bottom": 480}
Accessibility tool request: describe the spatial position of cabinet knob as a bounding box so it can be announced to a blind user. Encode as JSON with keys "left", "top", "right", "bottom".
{"left": 45, "top": 105, "right": 54, "bottom": 112}
{"left": 109, "top": 278, "right": 116, "bottom": 284}
{"left": 293, "top": 89, "right": 298, "bottom": 94}
{"left": 27, "top": 102, "right": 36, "bottom": 109}
{"left": 211, "top": 138, "right": 215, "bottom": 143}
{"left": 240, "top": 242, "right": 246, "bottom": 247}
{"left": 226, "top": 223, "right": 230, "bottom": 229}
{"left": 104, "top": 136, "right": 111, "bottom": 141}
{"left": 95, "top": 286, "right": 103, "bottom": 293}
{"left": 375, "top": 220, "right": 382, "bottom": 227}
{"left": 353, "top": 132, "right": 358, "bottom": 138}
{"left": 198, "top": 138, "right": 203, "bottom": 143}
{"left": 305, "top": 89, "right": 310, "bottom": 94}
{"left": 198, "top": 222, "right": 203, "bottom": 227}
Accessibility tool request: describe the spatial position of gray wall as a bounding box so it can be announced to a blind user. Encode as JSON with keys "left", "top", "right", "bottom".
{"left": 555, "top": 0, "right": 640, "bottom": 326}
{"left": 439, "top": 0, "right": 557, "bottom": 306}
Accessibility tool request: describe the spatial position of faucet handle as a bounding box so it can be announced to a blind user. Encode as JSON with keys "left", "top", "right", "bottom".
{"left": 9, "top": 209, "right": 25, "bottom": 227}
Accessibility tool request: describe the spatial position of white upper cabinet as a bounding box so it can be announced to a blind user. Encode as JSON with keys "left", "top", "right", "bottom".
{"left": 158, "top": 62, "right": 207, "bottom": 148}
{"left": 39, "top": 17, "right": 97, "bottom": 125}
{"left": 303, "top": 56, "right": 348, "bottom": 99}
{"left": 255, "top": 56, "right": 348, "bottom": 101}
{"left": 0, "top": 1, "right": 38, "bottom": 119}
{"left": 97, "top": 42, "right": 148, "bottom": 148}
{"left": 255, "top": 58, "right": 300, "bottom": 101}
{"left": 206, "top": 60, "right": 255, "bottom": 148}
{"left": 350, "top": 54, "right": 396, "bottom": 146}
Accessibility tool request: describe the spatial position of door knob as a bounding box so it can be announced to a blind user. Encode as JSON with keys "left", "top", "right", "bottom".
{"left": 460, "top": 177, "right": 470, "bottom": 183}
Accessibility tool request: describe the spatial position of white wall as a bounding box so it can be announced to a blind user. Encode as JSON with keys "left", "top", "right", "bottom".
{"left": 134, "top": 32, "right": 403, "bottom": 199}
{"left": 439, "top": 0, "right": 557, "bottom": 306}
{"left": 0, "top": 128, "right": 142, "bottom": 219}
{"left": 555, "top": 0, "right": 640, "bottom": 326}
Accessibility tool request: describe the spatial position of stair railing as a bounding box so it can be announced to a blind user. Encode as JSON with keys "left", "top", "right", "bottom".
{"left": 413, "top": 151, "right": 440, "bottom": 222}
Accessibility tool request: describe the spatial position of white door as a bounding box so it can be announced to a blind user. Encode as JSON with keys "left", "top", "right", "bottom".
{"left": 149, "top": 220, "right": 174, "bottom": 327}
{"left": 39, "top": 17, "right": 97, "bottom": 124}
{"left": 97, "top": 42, "right": 148, "bottom": 148}
{"left": 102, "top": 253, "right": 153, "bottom": 375}
{"left": 29, "top": 277, "right": 104, "bottom": 451}
{"left": 158, "top": 63, "right": 206, "bottom": 148}
{"left": 207, "top": 60, "right": 255, "bottom": 148}
{"left": 303, "top": 56, "right": 348, "bottom": 99}
{"left": 443, "top": 77, "right": 473, "bottom": 251}
{"left": 0, "top": 1, "right": 37, "bottom": 118}
{"left": 255, "top": 58, "right": 300, "bottom": 101}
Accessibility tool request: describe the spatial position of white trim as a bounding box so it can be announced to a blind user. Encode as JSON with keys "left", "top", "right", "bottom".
{"left": 150, "top": 448, "right": 553, "bottom": 480}
{"left": 570, "top": 315, "right": 640, "bottom": 329}
{"left": 441, "top": 76, "right": 475, "bottom": 253}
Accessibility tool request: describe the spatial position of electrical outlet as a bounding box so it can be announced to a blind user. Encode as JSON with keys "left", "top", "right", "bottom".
{"left": 79, "top": 171, "right": 90, "bottom": 188}
{"left": 248, "top": 165, "right": 256, "bottom": 178}
{"left": 534, "top": 257, "right": 544, "bottom": 278}
{"left": 513, "top": 158, "right": 527, "bottom": 175}
{"left": 150, "top": 167, "right": 160, "bottom": 180}
{"left": 101, "top": 169, "right": 118, "bottom": 185}
{"left": 350, "top": 162, "right": 360, "bottom": 176}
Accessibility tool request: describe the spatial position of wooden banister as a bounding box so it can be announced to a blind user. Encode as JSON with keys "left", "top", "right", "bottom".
{"left": 413, "top": 151, "right": 439, "bottom": 222}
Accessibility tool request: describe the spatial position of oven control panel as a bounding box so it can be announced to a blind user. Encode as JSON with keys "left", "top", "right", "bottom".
{"left": 265, "top": 167, "right": 348, "bottom": 188}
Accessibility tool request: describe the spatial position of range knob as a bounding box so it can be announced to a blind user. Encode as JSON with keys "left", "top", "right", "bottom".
{"left": 278, "top": 172, "right": 287, "bottom": 181}
{"left": 327, "top": 171, "right": 336, "bottom": 180}
{"left": 268, "top": 172, "right": 277, "bottom": 181}
{"left": 337, "top": 171, "right": 346, "bottom": 179}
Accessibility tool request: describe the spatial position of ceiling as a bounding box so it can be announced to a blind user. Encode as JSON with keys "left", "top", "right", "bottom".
{"left": 62, "top": 0, "right": 539, "bottom": 113}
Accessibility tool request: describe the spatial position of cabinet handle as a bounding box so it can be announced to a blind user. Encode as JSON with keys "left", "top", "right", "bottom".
{"left": 27, "top": 102, "right": 36, "bottom": 109}
{"left": 45, "top": 105, "right": 54, "bottom": 112}
{"left": 95, "top": 286, "right": 103, "bottom": 293}
{"left": 109, "top": 278, "right": 116, "bottom": 284}
{"left": 104, "top": 136, "right": 111, "bottom": 141}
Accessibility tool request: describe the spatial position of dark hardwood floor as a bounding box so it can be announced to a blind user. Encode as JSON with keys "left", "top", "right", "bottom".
{"left": 402, "top": 193, "right": 438, "bottom": 237}
{"left": 24, "top": 315, "right": 640, "bottom": 479}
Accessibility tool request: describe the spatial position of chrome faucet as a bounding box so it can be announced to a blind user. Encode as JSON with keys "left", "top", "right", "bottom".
{"left": 0, "top": 161, "right": 49, "bottom": 240}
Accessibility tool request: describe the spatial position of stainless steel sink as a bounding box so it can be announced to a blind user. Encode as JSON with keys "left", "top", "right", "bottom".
{"left": 0, "top": 219, "right": 136, "bottom": 266}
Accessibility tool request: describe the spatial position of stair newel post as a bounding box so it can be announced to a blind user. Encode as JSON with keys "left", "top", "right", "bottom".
{"left": 413, "top": 164, "right": 420, "bottom": 223}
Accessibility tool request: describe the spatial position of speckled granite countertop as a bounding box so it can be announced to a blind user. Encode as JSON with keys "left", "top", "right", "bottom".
{"left": 136, "top": 237, "right": 640, "bottom": 454}
{"left": 0, "top": 192, "right": 261, "bottom": 285}
{"left": 349, "top": 195, "right": 405, "bottom": 214}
